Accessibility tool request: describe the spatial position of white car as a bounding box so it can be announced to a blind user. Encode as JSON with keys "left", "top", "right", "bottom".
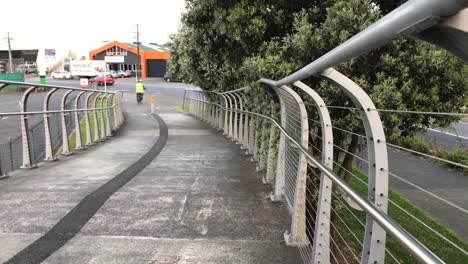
{"left": 51, "top": 70, "right": 72, "bottom": 79}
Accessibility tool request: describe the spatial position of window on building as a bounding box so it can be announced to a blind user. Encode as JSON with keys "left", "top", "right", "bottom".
{"left": 106, "top": 46, "right": 128, "bottom": 56}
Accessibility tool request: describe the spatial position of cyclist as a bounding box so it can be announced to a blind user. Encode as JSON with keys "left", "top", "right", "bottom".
{"left": 136, "top": 80, "right": 145, "bottom": 104}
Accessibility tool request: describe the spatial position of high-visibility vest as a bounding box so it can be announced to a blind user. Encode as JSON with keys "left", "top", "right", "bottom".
{"left": 136, "top": 82, "right": 144, "bottom": 93}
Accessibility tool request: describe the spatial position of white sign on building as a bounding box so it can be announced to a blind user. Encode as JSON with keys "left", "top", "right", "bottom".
{"left": 104, "top": 56, "right": 124, "bottom": 63}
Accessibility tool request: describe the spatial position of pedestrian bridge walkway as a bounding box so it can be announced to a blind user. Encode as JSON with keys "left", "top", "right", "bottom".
{"left": 1, "top": 1, "right": 467, "bottom": 263}
{"left": 0, "top": 93, "right": 300, "bottom": 263}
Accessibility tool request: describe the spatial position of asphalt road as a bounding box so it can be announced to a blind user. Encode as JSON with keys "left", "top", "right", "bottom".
{"left": 425, "top": 122, "right": 468, "bottom": 149}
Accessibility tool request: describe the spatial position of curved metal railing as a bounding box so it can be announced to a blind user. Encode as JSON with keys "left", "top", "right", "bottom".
{"left": 181, "top": 1, "right": 467, "bottom": 263}
{"left": 184, "top": 91, "right": 448, "bottom": 263}
{"left": 0, "top": 80, "right": 124, "bottom": 176}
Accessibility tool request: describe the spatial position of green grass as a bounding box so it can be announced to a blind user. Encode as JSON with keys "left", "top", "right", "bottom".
{"left": 0, "top": 85, "right": 18, "bottom": 92}
{"left": 434, "top": 147, "right": 468, "bottom": 173}
{"left": 397, "top": 136, "right": 432, "bottom": 154}
{"left": 389, "top": 134, "right": 467, "bottom": 175}
{"left": 176, "top": 105, "right": 189, "bottom": 112}
{"left": 68, "top": 114, "right": 89, "bottom": 150}
{"left": 67, "top": 102, "right": 107, "bottom": 151}
{"left": 335, "top": 168, "right": 468, "bottom": 263}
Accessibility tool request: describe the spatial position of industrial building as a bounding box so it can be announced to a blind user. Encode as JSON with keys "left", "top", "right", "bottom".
{"left": 0, "top": 49, "right": 38, "bottom": 73}
{"left": 89, "top": 41, "right": 170, "bottom": 78}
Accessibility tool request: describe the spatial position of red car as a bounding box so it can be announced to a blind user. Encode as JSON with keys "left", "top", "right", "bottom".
{"left": 89, "top": 75, "right": 115, "bottom": 86}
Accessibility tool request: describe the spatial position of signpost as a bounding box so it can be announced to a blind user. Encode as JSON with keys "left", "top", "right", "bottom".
{"left": 80, "top": 78, "right": 89, "bottom": 88}
{"left": 150, "top": 95, "right": 155, "bottom": 113}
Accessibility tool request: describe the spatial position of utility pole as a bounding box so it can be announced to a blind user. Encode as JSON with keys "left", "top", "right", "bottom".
{"left": 135, "top": 24, "right": 141, "bottom": 82}
{"left": 4, "top": 32, "right": 14, "bottom": 73}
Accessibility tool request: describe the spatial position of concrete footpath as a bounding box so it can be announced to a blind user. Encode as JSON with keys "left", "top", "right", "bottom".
{"left": 0, "top": 92, "right": 300, "bottom": 263}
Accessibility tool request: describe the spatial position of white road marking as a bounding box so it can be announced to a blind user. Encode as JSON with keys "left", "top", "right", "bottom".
{"left": 427, "top": 128, "right": 468, "bottom": 140}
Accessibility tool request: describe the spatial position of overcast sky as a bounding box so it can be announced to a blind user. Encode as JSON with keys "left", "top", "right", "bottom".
{"left": 0, "top": 0, "right": 186, "bottom": 57}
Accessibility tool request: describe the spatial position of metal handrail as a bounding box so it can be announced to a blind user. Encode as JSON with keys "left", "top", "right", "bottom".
{"left": 0, "top": 80, "right": 115, "bottom": 94}
{"left": 186, "top": 95, "right": 444, "bottom": 264}
{"left": 180, "top": 2, "right": 468, "bottom": 262}
{"left": 269, "top": 0, "right": 468, "bottom": 87}
{"left": 0, "top": 106, "right": 117, "bottom": 117}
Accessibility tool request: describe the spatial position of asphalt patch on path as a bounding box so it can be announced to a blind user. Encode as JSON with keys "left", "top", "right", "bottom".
{"left": 5, "top": 114, "right": 168, "bottom": 264}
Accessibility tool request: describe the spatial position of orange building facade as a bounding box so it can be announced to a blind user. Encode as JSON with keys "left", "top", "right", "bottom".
{"left": 89, "top": 41, "right": 170, "bottom": 79}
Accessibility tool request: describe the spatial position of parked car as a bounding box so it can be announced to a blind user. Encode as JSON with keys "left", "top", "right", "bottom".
{"left": 88, "top": 75, "right": 115, "bottom": 86}
{"left": 163, "top": 72, "right": 179, "bottom": 82}
{"left": 16, "top": 64, "right": 37, "bottom": 74}
{"left": 109, "top": 70, "right": 119, "bottom": 78}
{"left": 117, "top": 70, "right": 131, "bottom": 78}
{"left": 51, "top": 70, "right": 72, "bottom": 79}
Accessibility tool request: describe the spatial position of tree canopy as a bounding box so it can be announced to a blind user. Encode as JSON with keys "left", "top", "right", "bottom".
{"left": 169, "top": 0, "right": 468, "bottom": 176}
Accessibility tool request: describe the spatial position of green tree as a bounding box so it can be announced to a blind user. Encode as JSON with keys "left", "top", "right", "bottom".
{"left": 171, "top": 0, "right": 467, "bottom": 181}
{"left": 170, "top": 1, "right": 467, "bottom": 261}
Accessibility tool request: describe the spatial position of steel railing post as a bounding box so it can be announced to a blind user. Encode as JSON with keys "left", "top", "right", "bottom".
{"left": 44, "top": 88, "right": 58, "bottom": 161}
{"left": 242, "top": 94, "right": 250, "bottom": 152}
{"left": 271, "top": 92, "right": 286, "bottom": 202}
{"left": 275, "top": 85, "right": 309, "bottom": 247}
{"left": 74, "top": 91, "right": 86, "bottom": 150}
{"left": 211, "top": 98, "right": 216, "bottom": 126}
{"left": 243, "top": 113, "right": 250, "bottom": 154}
{"left": 251, "top": 116, "right": 258, "bottom": 162}
{"left": 85, "top": 92, "right": 95, "bottom": 146}
{"left": 230, "top": 93, "right": 239, "bottom": 142}
{"left": 182, "top": 90, "right": 187, "bottom": 111}
{"left": 98, "top": 94, "right": 106, "bottom": 140}
{"left": 263, "top": 121, "right": 276, "bottom": 184}
{"left": 105, "top": 94, "right": 113, "bottom": 137}
{"left": 214, "top": 97, "right": 220, "bottom": 129}
{"left": 226, "top": 94, "right": 234, "bottom": 138}
{"left": 61, "top": 90, "right": 74, "bottom": 155}
{"left": 220, "top": 94, "right": 229, "bottom": 134}
{"left": 93, "top": 93, "right": 102, "bottom": 142}
{"left": 233, "top": 92, "right": 244, "bottom": 146}
{"left": 294, "top": 81, "right": 334, "bottom": 263}
{"left": 195, "top": 92, "right": 201, "bottom": 118}
{"left": 257, "top": 119, "right": 267, "bottom": 171}
{"left": 198, "top": 92, "right": 203, "bottom": 119}
{"left": 20, "top": 86, "right": 38, "bottom": 169}
{"left": 248, "top": 113, "right": 254, "bottom": 156}
{"left": 112, "top": 93, "right": 119, "bottom": 131}
{"left": 202, "top": 93, "right": 207, "bottom": 121}
{"left": 321, "top": 68, "right": 389, "bottom": 264}
{"left": 208, "top": 96, "right": 214, "bottom": 126}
